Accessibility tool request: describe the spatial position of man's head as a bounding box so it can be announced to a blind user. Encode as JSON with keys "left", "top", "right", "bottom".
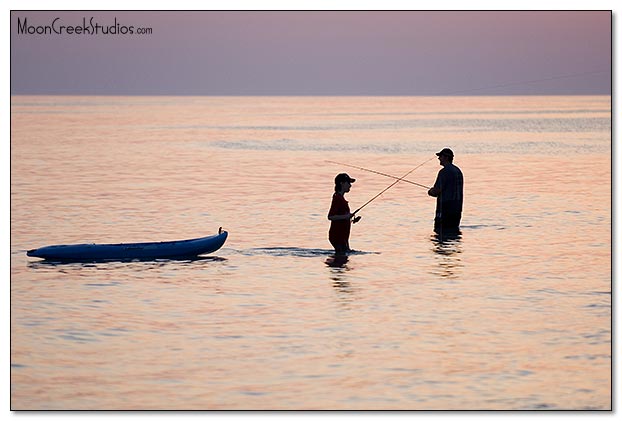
{"left": 436, "top": 148, "right": 454, "bottom": 165}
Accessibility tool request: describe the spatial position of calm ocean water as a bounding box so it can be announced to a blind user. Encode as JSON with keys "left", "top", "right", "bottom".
{"left": 10, "top": 95, "right": 611, "bottom": 410}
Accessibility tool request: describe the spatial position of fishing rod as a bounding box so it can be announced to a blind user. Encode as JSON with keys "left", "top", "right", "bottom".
{"left": 326, "top": 160, "right": 431, "bottom": 189}
{"left": 441, "top": 69, "right": 608, "bottom": 96}
{"left": 351, "top": 156, "right": 435, "bottom": 215}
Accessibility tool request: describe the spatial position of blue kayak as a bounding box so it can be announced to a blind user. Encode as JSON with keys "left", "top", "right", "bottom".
{"left": 27, "top": 229, "right": 228, "bottom": 261}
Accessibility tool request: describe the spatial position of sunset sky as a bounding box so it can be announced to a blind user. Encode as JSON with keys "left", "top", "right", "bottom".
{"left": 10, "top": 10, "right": 612, "bottom": 95}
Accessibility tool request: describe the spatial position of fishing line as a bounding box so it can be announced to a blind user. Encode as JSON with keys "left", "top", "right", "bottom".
{"left": 351, "top": 156, "right": 435, "bottom": 215}
{"left": 440, "top": 69, "right": 608, "bottom": 96}
{"left": 326, "top": 160, "right": 431, "bottom": 189}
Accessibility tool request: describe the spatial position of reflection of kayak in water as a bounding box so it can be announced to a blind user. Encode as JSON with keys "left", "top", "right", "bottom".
{"left": 27, "top": 229, "right": 228, "bottom": 262}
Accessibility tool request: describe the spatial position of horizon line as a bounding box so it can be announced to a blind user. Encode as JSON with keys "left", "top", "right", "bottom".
{"left": 9, "top": 92, "right": 612, "bottom": 97}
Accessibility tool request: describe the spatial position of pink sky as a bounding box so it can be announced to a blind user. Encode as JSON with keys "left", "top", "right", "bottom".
{"left": 10, "top": 11, "right": 611, "bottom": 95}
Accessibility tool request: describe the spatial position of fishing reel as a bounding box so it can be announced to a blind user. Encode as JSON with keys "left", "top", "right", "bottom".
{"left": 352, "top": 215, "right": 362, "bottom": 224}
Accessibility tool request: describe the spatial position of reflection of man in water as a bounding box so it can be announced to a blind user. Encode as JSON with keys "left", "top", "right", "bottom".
{"left": 428, "top": 148, "right": 463, "bottom": 235}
